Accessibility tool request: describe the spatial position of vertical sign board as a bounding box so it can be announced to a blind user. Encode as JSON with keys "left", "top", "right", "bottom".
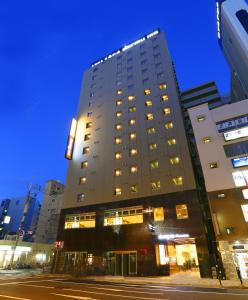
{"left": 65, "top": 118, "right": 77, "bottom": 160}
{"left": 216, "top": 0, "right": 226, "bottom": 47}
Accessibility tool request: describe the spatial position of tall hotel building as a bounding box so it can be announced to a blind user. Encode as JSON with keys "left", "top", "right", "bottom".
{"left": 56, "top": 30, "right": 210, "bottom": 277}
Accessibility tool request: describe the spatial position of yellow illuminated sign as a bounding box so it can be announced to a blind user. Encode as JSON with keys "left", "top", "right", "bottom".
{"left": 65, "top": 118, "right": 77, "bottom": 160}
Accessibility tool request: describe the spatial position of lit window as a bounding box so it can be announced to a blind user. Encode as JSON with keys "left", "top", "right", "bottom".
{"left": 217, "top": 193, "right": 225, "bottom": 198}
{"left": 147, "top": 127, "right": 155, "bottom": 134}
{"left": 170, "top": 156, "right": 180, "bottom": 165}
{"left": 128, "top": 95, "right": 135, "bottom": 101}
{"left": 146, "top": 113, "right": 154, "bottom": 121}
{"left": 117, "top": 89, "right": 123, "bottom": 95}
{"left": 151, "top": 181, "right": 160, "bottom": 191}
{"left": 209, "top": 162, "right": 218, "bottom": 169}
{"left": 176, "top": 204, "right": 188, "bottom": 219}
{"left": 130, "top": 185, "right": 138, "bottom": 193}
{"left": 129, "top": 106, "right": 136, "bottom": 113}
{"left": 130, "top": 132, "right": 136, "bottom": 140}
{"left": 150, "top": 160, "right": 159, "bottom": 169}
{"left": 115, "top": 152, "right": 122, "bottom": 160}
{"left": 154, "top": 207, "right": 164, "bottom": 222}
{"left": 145, "top": 100, "right": 153, "bottom": 106}
{"left": 116, "top": 100, "right": 123, "bottom": 106}
{"left": 163, "top": 107, "right": 171, "bottom": 115}
{"left": 197, "top": 115, "right": 205, "bottom": 122}
{"left": 130, "top": 165, "right": 138, "bottom": 173}
{"left": 114, "top": 188, "right": 122, "bottom": 196}
{"left": 130, "top": 148, "right": 138, "bottom": 156}
{"left": 203, "top": 137, "right": 212, "bottom": 143}
{"left": 115, "top": 169, "right": 122, "bottom": 176}
{"left": 83, "top": 147, "right": 90, "bottom": 154}
{"left": 84, "top": 134, "right": 91, "bottom": 141}
{"left": 168, "top": 138, "right": 176, "bottom": 145}
{"left": 129, "top": 119, "right": 136, "bottom": 126}
{"left": 104, "top": 206, "right": 143, "bottom": 226}
{"left": 149, "top": 143, "right": 157, "bottom": 150}
{"left": 65, "top": 212, "right": 96, "bottom": 229}
{"left": 79, "top": 177, "right": 87, "bottom": 184}
{"left": 115, "top": 137, "right": 122, "bottom": 144}
{"left": 172, "top": 176, "right": 183, "bottom": 186}
{"left": 116, "top": 111, "right": 122, "bottom": 118}
{"left": 165, "top": 122, "right": 173, "bottom": 129}
{"left": 159, "top": 83, "right": 167, "bottom": 90}
{"left": 241, "top": 204, "right": 248, "bottom": 222}
{"left": 161, "top": 95, "right": 168, "bottom": 101}
{"left": 242, "top": 189, "right": 248, "bottom": 200}
{"left": 77, "top": 193, "right": 85, "bottom": 202}
{"left": 116, "top": 124, "right": 122, "bottom": 131}
{"left": 144, "top": 89, "right": 151, "bottom": 95}
{"left": 81, "top": 161, "right": 88, "bottom": 168}
{"left": 86, "top": 122, "right": 92, "bottom": 129}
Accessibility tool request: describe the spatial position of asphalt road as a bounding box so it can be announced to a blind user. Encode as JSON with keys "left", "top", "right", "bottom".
{"left": 0, "top": 276, "right": 248, "bottom": 300}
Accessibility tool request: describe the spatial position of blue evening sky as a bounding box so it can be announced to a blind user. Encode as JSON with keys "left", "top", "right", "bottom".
{"left": 0, "top": 0, "right": 231, "bottom": 199}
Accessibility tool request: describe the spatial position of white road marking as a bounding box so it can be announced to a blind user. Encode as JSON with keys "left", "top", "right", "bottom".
{"left": 51, "top": 294, "right": 96, "bottom": 300}
{"left": 18, "top": 284, "right": 55, "bottom": 289}
{"left": 0, "top": 279, "right": 59, "bottom": 286}
{"left": 0, "top": 295, "right": 32, "bottom": 300}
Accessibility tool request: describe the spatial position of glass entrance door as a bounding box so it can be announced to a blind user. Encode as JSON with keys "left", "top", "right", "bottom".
{"left": 106, "top": 251, "right": 137, "bottom": 276}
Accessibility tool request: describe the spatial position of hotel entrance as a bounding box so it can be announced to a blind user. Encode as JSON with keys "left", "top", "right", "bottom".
{"left": 105, "top": 251, "right": 137, "bottom": 276}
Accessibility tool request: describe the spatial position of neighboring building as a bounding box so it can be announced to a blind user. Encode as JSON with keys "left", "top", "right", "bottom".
{"left": 35, "top": 180, "right": 64, "bottom": 244}
{"left": 0, "top": 196, "right": 40, "bottom": 242}
{"left": 188, "top": 99, "right": 248, "bottom": 279}
{"left": 216, "top": 0, "right": 248, "bottom": 102}
{"left": 56, "top": 29, "right": 211, "bottom": 277}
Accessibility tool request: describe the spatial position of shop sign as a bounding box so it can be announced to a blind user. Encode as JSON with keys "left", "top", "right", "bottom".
{"left": 216, "top": 115, "right": 248, "bottom": 132}
{"left": 232, "top": 156, "right": 248, "bottom": 168}
{"left": 55, "top": 241, "right": 64, "bottom": 249}
{"left": 233, "top": 245, "right": 245, "bottom": 250}
{"left": 158, "top": 234, "right": 190, "bottom": 240}
{"left": 65, "top": 118, "right": 77, "bottom": 160}
{"left": 232, "top": 170, "right": 248, "bottom": 187}
{"left": 224, "top": 126, "right": 248, "bottom": 141}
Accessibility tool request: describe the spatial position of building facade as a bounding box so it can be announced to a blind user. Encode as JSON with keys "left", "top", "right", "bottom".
{"left": 188, "top": 99, "right": 248, "bottom": 279}
{"left": 35, "top": 180, "right": 64, "bottom": 244}
{"left": 56, "top": 30, "right": 211, "bottom": 277}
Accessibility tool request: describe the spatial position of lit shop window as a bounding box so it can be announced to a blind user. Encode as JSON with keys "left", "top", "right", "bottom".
{"left": 149, "top": 143, "right": 157, "bottom": 150}
{"left": 77, "top": 193, "right": 85, "bottom": 202}
{"left": 81, "top": 161, "right": 88, "bottom": 168}
{"left": 232, "top": 170, "right": 248, "bottom": 187}
{"left": 104, "top": 206, "right": 143, "bottom": 226}
{"left": 151, "top": 181, "right": 161, "bottom": 191}
{"left": 241, "top": 204, "right": 248, "bottom": 222}
{"left": 163, "top": 107, "right": 171, "bottom": 115}
{"left": 86, "top": 122, "right": 92, "bottom": 129}
{"left": 197, "top": 115, "right": 205, "bottom": 122}
{"left": 115, "top": 124, "right": 122, "bottom": 131}
{"left": 144, "top": 89, "right": 151, "bottom": 95}
{"left": 150, "top": 160, "right": 159, "bottom": 169}
{"left": 130, "top": 132, "right": 136, "bottom": 140}
{"left": 128, "top": 95, "right": 135, "bottom": 101}
{"left": 79, "top": 177, "right": 87, "bottom": 184}
{"left": 159, "top": 83, "right": 167, "bottom": 90}
{"left": 115, "top": 169, "right": 122, "bottom": 177}
{"left": 84, "top": 134, "right": 91, "bottom": 141}
{"left": 116, "top": 99, "right": 123, "bottom": 106}
{"left": 114, "top": 187, "right": 122, "bottom": 196}
{"left": 161, "top": 95, "right": 168, "bottom": 101}
{"left": 168, "top": 138, "right": 176, "bottom": 145}
{"left": 130, "top": 165, "right": 138, "bottom": 174}
{"left": 115, "top": 137, "right": 122, "bottom": 144}
{"left": 83, "top": 147, "right": 90, "bottom": 154}
{"left": 242, "top": 189, "right": 248, "bottom": 200}
{"left": 172, "top": 176, "right": 183, "bottom": 186}
{"left": 129, "top": 119, "right": 136, "bottom": 126}
{"left": 145, "top": 100, "right": 153, "bottom": 106}
{"left": 176, "top": 204, "right": 188, "bottom": 219}
{"left": 154, "top": 207, "right": 164, "bottom": 222}
{"left": 115, "top": 152, "right": 122, "bottom": 160}
{"left": 147, "top": 127, "right": 155, "bottom": 134}
{"left": 165, "top": 122, "right": 173, "bottom": 129}
{"left": 117, "top": 89, "right": 123, "bottom": 95}
{"left": 64, "top": 212, "right": 96, "bottom": 229}
{"left": 130, "top": 185, "right": 138, "bottom": 193}
{"left": 209, "top": 162, "right": 218, "bottom": 169}
{"left": 130, "top": 148, "right": 138, "bottom": 156}
{"left": 116, "top": 111, "right": 122, "bottom": 118}
{"left": 203, "top": 137, "right": 212, "bottom": 143}
{"left": 170, "top": 156, "right": 180, "bottom": 165}
{"left": 146, "top": 113, "right": 154, "bottom": 121}
{"left": 129, "top": 106, "right": 136, "bottom": 113}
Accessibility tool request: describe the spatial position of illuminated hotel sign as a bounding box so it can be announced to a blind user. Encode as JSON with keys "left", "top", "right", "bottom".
{"left": 65, "top": 118, "right": 77, "bottom": 160}
{"left": 224, "top": 126, "right": 248, "bottom": 141}
{"left": 232, "top": 156, "right": 248, "bottom": 168}
{"left": 158, "top": 234, "right": 190, "bottom": 240}
{"left": 232, "top": 170, "right": 248, "bottom": 187}
{"left": 91, "top": 29, "right": 160, "bottom": 67}
{"left": 216, "top": 0, "right": 226, "bottom": 45}
{"left": 217, "top": 114, "right": 248, "bottom": 133}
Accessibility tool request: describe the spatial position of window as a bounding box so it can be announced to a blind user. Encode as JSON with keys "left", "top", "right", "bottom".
{"left": 168, "top": 138, "right": 176, "bottom": 145}
{"left": 83, "top": 147, "right": 89, "bottom": 154}
{"left": 115, "top": 124, "right": 122, "bottom": 131}
{"left": 130, "top": 148, "right": 138, "bottom": 156}
{"left": 170, "top": 156, "right": 180, "bottom": 165}
{"left": 157, "top": 72, "right": 164, "bottom": 80}
{"left": 241, "top": 204, "right": 248, "bottom": 222}
{"left": 142, "top": 68, "right": 148, "bottom": 74}
{"left": 129, "top": 119, "right": 136, "bottom": 126}
{"left": 81, "top": 161, "right": 88, "bottom": 168}
{"left": 129, "top": 106, "right": 136, "bottom": 113}
{"left": 65, "top": 212, "right": 95, "bottom": 229}
{"left": 154, "top": 207, "right": 164, "bottom": 222}
{"left": 129, "top": 132, "right": 136, "bottom": 140}
{"left": 155, "top": 62, "right": 162, "bottom": 68}
{"left": 116, "top": 99, "right": 123, "bottom": 106}
{"left": 159, "top": 83, "right": 167, "bottom": 90}
{"left": 172, "top": 176, "right": 183, "bottom": 186}
{"left": 140, "top": 51, "right": 146, "bottom": 56}
{"left": 130, "top": 165, "right": 138, "bottom": 174}
{"left": 143, "top": 78, "right": 149, "bottom": 84}
{"left": 151, "top": 181, "right": 160, "bottom": 191}
{"left": 116, "top": 111, "right": 122, "bottom": 118}
{"left": 128, "top": 95, "right": 135, "bottom": 101}
{"left": 163, "top": 107, "right": 171, "bottom": 115}
{"left": 115, "top": 152, "right": 122, "bottom": 159}
{"left": 115, "top": 169, "right": 122, "bottom": 176}
{"left": 104, "top": 206, "right": 143, "bottom": 226}
{"left": 117, "top": 89, "right": 123, "bottom": 95}
{"left": 147, "top": 127, "right": 155, "bottom": 134}
{"left": 114, "top": 188, "right": 122, "bottom": 196}
{"left": 146, "top": 113, "right": 154, "bottom": 121}
{"left": 127, "top": 66, "right": 133, "bottom": 72}
{"left": 209, "top": 162, "right": 218, "bottom": 169}
{"left": 236, "top": 10, "right": 248, "bottom": 34}
{"left": 77, "top": 193, "right": 85, "bottom": 202}
{"left": 161, "top": 94, "right": 168, "bottom": 101}
{"left": 79, "top": 177, "right": 87, "bottom": 184}
{"left": 149, "top": 143, "right": 157, "bottom": 150}
{"left": 176, "top": 204, "right": 188, "bottom": 219}
{"left": 115, "top": 137, "right": 122, "bottom": 144}
{"left": 197, "top": 115, "right": 205, "bottom": 122}
{"left": 150, "top": 160, "right": 159, "bottom": 169}
{"left": 84, "top": 134, "right": 91, "bottom": 141}
{"left": 130, "top": 185, "right": 138, "bottom": 193}
{"left": 145, "top": 100, "right": 153, "bottom": 106}
{"left": 203, "top": 137, "right": 212, "bottom": 143}
{"left": 141, "top": 59, "right": 147, "bottom": 65}
{"left": 165, "top": 122, "right": 173, "bottom": 129}
{"left": 242, "top": 189, "right": 248, "bottom": 200}
{"left": 144, "top": 89, "right": 151, "bottom": 95}
{"left": 224, "top": 140, "right": 248, "bottom": 157}
{"left": 127, "top": 75, "right": 133, "bottom": 81}
{"left": 86, "top": 122, "right": 92, "bottom": 129}
{"left": 87, "top": 112, "right": 93, "bottom": 117}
